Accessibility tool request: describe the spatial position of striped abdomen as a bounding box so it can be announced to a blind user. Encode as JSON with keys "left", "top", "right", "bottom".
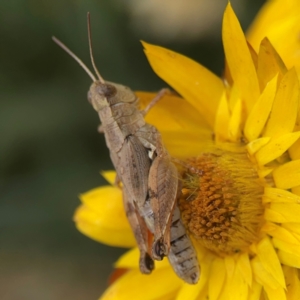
{"left": 168, "top": 205, "right": 200, "bottom": 284}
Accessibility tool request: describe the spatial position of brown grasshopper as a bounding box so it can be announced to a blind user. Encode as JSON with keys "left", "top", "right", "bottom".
{"left": 52, "top": 13, "right": 200, "bottom": 283}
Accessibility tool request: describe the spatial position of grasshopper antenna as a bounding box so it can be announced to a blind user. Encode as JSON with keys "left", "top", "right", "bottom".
{"left": 87, "top": 12, "right": 105, "bottom": 83}
{"left": 52, "top": 36, "right": 97, "bottom": 82}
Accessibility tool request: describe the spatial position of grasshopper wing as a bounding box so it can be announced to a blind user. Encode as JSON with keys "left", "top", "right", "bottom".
{"left": 118, "top": 135, "right": 151, "bottom": 206}
{"left": 148, "top": 155, "right": 179, "bottom": 260}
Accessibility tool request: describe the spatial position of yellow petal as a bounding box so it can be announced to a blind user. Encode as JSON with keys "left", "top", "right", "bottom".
{"left": 136, "top": 91, "right": 213, "bottom": 159}
{"left": 236, "top": 252, "right": 252, "bottom": 287}
{"left": 263, "top": 285, "right": 286, "bottom": 300}
{"left": 101, "top": 170, "right": 117, "bottom": 185}
{"left": 263, "top": 187, "right": 300, "bottom": 204}
{"left": 175, "top": 284, "right": 206, "bottom": 300}
{"left": 222, "top": 3, "right": 260, "bottom": 115}
{"left": 290, "top": 99, "right": 300, "bottom": 162}
{"left": 246, "top": 137, "right": 270, "bottom": 155}
{"left": 244, "top": 75, "right": 277, "bottom": 141}
{"left": 105, "top": 89, "right": 214, "bottom": 160}
{"left": 256, "top": 132, "right": 300, "bottom": 166}
{"left": 256, "top": 236, "right": 285, "bottom": 289}
{"left": 115, "top": 247, "right": 169, "bottom": 270}
{"left": 136, "top": 91, "right": 211, "bottom": 132}
{"left": 264, "top": 68, "right": 299, "bottom": 138}
{"left": 74, "top": 205, "right": 135, "bottom": 247}
{"left": 257, "top": 167, "right": 274, "bottom": 179}
{"left": 261, "top": 222, "right": 300, "bottom": 245}
{"left": 292, "top": 186, "right": 300, "bottom": 196}
{"left": 297, "top": 105, "right": 300, "bottom": 131}
{"left": 228, "top": 98, "right": 242, "bottom": 142}
{"left": 208, "top": 258, "right": 226, "bottom": 300}
{"left": 174, "top": 284, "right": 200, "bottom": 300}
{"left": 142, "top": 42, "right": 224, "bottom": 128}
{"left": 75, "top": 186, "right": 136, "bottom": 247}
{"left": 228, "top": 84, "right": 240, "bottom": 113}
{"left": 251, "top": 256, "right": 281, "bottom": 290}
{"left": 159, "top": 130, "right": 213, "bottom": 159}
{"left": 266, "top": 202, "right": 300, "bottom": 223}
{"left": 176, "top": 253, "right": 211, "bottom": 300}
{"left": 249, "top": 243, "right": 258, "bottom": 255}
{"left": 247, "top": 0, "right": 297, "bottom": 48}
{"left": 230, "top": 264, "right": 248, "bottom": 300}
{"left": 215, "top": 92, "right": 230, "bottom": 142}
{"left": 282, "top": 222, "right": 300, "bottom": 235}
{"left": 283, "top": 265, "right": 300, "bottom": 300}
{"left": 264, "top": 208, "right": 284, "bottom": 223}
{"left": 256, "top": 38, "right": 286, "bottom": 92}
{"left": 247, "top": 42, "right": 258, "bottom": 70}
{"left": 114, "top": 248, "right": 140, "bottom": 269}
{"left": 289, "top": 138, "right": 300, "bottom": 160}
{"left": 273, "top": 159, "right": 300, "bottom": 189}
{"left": 273, "top": 237, "right": 300, "bottom": 257}
{"left": 278, "top": 249, "right": 300, "bottom": 268}
{"left": 80, "top": 186, "right": 127, "bottom": 230}
{"left": 248, "top": 280, "right": 262, "bottom": 300}
{"left": 100, "top": 267, "right": 183, "bottom": 300}
{"left": 224, "top": 59, "right": 233, "bottom": 86}
{"left": 224, "top": 255, "right": 235, "bottom": 280}
{"left": 217, "top": 280, "right": 230, "bottom": 300}
{"left": 247, "top": 0, "right": 300, "bottom": 72}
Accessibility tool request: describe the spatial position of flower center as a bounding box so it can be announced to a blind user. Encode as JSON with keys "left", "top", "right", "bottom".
{"left": 179, "top": 148, "right": 265, "bottom": 256}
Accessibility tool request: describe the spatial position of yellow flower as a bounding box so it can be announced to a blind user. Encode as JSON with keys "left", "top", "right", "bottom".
{"left": 74, "top": 2, "right": 300, "bottom": 299}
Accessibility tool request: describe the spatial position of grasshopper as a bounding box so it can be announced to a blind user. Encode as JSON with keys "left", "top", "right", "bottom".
{"left": 53, "top": 13, "right": 200, "bottom": 283}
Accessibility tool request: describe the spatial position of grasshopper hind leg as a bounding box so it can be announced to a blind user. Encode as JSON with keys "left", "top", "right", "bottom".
{"left": 122, "top": 187, "right": 154, "bottom": 274}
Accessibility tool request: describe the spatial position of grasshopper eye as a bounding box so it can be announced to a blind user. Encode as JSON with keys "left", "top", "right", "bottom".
{"left": 96, "top": 83, "right": 117, "bottom": 98}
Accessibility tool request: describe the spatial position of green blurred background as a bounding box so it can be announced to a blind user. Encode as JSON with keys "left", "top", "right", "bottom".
{"left": 1, "top": 0, "right": 265, "bottom": 299}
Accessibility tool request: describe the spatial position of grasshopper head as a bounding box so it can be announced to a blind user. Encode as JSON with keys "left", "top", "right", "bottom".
{"left": 88, "top": 81, "right": 116, "bottom": 111}
{"left": 88, "top": 81, "right": 137, "bottom": 111}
